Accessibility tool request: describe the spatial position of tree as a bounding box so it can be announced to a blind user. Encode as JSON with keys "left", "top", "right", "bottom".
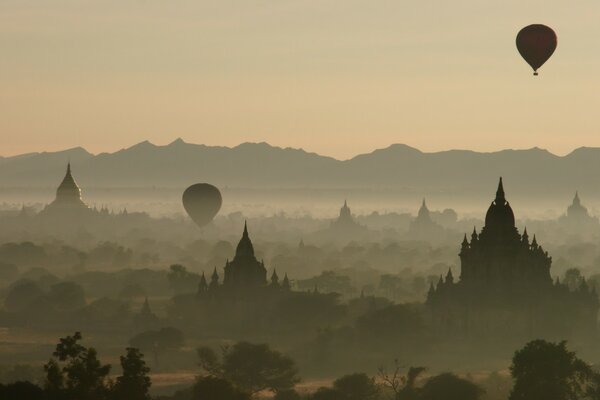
{"left": 112, "top": 347, "right": 151, "bottom": 400}
{"left": 192, "top": 376, "right": 250, "bottom": 400}
{"left": 563, "top": 268, "right": 583, "bottom": 291}
{"left": 333, "top": 373, "right": 379, "bottom": 400}
{"left": 311, "top": 387, "right": 343, "bottom": 400}
{"left": 44, "top": 332, "right": 111, "bottom": 400}
{"left": 197, "top": 342, "right": 299, "bottom": 395}
{"left": 420, "top": 373, "right": 484, "bottom": 400}
{"left": 167, "top": 264, "right": 200, "bottom": 294}
{"left": 274, "top": 389, "right": 302, "bottom": 400}
{"left": 377, "top": 360, "right": 425, "bottom": 400}
{"left": 510, "top": 340, "right": 593, "bottom": 400}
{"left": 48, "top": 281, "right": 86, "bottom": 311}
{"left": 0, "top": 381, "right": 45, "bottom": 400}
{"left": 129, "top": 327, "right": 184, "bottom": 367}
{"left": 4, "top": 280, "right": 44, "bottom": 311}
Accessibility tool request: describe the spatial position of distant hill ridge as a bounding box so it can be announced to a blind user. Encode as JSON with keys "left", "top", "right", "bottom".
{"left": 0, "top": 139, "right": 598, "bottom": 198}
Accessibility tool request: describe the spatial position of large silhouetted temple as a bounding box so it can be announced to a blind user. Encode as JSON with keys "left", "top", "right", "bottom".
{"left": 196, "top": 223, "right": 291, "bottom": 292}
{"left": 427, "top": 178, "right": 598, "bottom": 339}
{"left": 40, "top": 163, "right": 91, "bottom": 217}
{"left": 223, "top": 222, "right": 268, "bottom": 287}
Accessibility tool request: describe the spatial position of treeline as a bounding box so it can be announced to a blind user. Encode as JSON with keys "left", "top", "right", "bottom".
{"left": 2, "top": 332, "right": 600, "bottom": 400}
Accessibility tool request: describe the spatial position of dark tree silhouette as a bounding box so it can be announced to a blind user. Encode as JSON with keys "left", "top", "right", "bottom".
{"left": 0, "top": 381, "right": 45, "bottom": 400}
{"left": 192, "top": 376, "right": 250, "bottom": 400}
{"left": 44, "top": 331, "right": 111, "bottom": 400}
{"left": 332, "top": 373, "right": 379, "bottom": 400}
{"left": 48, "top": 281, "right": 86, "bottom": 311}
{"left": 274, "top": 388, "right": 302, "bottom": 400}
{"left": 112, "top": 347, "right": 152, "bottom": 400}
{"left": 168, "top": 264, "right": 200, "bottom": 294}
{"left": 197, "top": 342, "right": 299, "bottom": 395}
{"left": 510, "top": 340, "right": 593, "bottom": 400}
{"left": 311, "top": 387, "right": 343, "bottom": 400}
{"left": 420, "top": 373, "right": 484, "bottom": 400}
{"left": 4, "top": 280, "right": 44, "bottom": 311}
{"left": 377, "top": 360, "right": 425, "bottom": 400}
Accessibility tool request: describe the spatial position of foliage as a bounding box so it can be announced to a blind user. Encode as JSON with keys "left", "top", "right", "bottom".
{"left": 357, "top": 304, "right": 423, "bottom": 344}
{"left": 43, "top": 331, "right": 111, "bottom": 400}
{"left": 192, "top": 376, "right": 250, "bottom": 400}
{"left": 167, "top": 264, "right": 200, "bottom": 294}
{"left": 420, "top": 373, "right": 484, "bottom": 400}
{"left": 0, "top": 381, "right": 45, "bottom": 400}
{"left": 274, "top": 388, "right": 302, "bottom": 400}
{"left": 197, "top": 341, "right": 300, "bottom": 395}
{"left": 4, "top": 279, "right": 44, "bottom": 311}
{"left": 377, "top": 360, "right": 426, "bottom": 400}
{"left": 332, "top": 373, "right": 379, "bottom": 400}
{"left": 311, "top": 387, "right": 343, "bottom": 400}
{"left": 509, "top": 340, "right": 593, "bottom": 400}
{"left": 112, "top": 347, "right": 152, "bottom": 400}
{"left": 130, "top": 327, "right": 184, "bottom": 366}
{"left": 48, "top": 281, "right": 86, "bottom": 311}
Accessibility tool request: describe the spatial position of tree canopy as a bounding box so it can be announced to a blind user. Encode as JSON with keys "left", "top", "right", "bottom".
{"left": 510, "top": 340, "right": 593, "bottom": 400}
{"left": 197, "top": 341, "right": 299, "bottom": 395}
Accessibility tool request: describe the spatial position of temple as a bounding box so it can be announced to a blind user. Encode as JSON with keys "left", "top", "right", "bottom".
{"left": 328, "top": 200, "right": 368, "bottom": 237}
{"left": 558, "top": 191, "right": 598, "bottom": 231}
{"left": 331, "top": 201, "right": 359, "bottom": 229}
{"left": 40, "top": 163, "right": 90, "bottom": 217}
{"left": 223, "top": 222, "right": 268, "bottom": 287}
{"left": 427, "top": 178, "right": 597, "bottom": 339}
{"left": 408, "top": 198, "right": 444, "bottom": 239}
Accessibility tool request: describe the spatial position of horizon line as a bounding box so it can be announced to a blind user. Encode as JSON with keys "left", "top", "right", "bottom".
{"left": 2, "top": 138, "right": 599, "bottom": 162}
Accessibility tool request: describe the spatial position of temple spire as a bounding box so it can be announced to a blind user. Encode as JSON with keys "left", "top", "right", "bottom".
{"left": 573, "top": 191, "right": 581, "bottom": 206}
{"left": 495, "top": 177, "right": 505, "bottom": 204}
{"left": 243, "top": 220, "right": 249, "bottom": 238}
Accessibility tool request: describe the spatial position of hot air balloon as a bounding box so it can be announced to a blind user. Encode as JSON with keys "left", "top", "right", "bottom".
{"left": 182, "top": 183, "right": 222, "bottom": 228}
{"left": 516, "top": 24, "right": 557, "bottom": 76}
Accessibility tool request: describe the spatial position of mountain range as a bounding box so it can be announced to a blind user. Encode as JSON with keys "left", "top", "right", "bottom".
{"left": 0, "top": 139, "right": 597, "bottom": 200}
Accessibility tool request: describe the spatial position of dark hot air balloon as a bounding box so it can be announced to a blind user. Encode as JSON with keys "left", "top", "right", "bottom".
{"left": 516, "top": 24, "right": 557, "bottom": 76}
{"left": 182, "top": 183, "right": 222, "bottom": 228}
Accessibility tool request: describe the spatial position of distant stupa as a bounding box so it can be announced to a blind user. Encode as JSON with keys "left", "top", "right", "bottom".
{"left": 558, "top": 191, "right": 599, "bottom": 230}
{"left": 40, "top": 163, "right": 90, "bottom": 215}
{"left": 330, "top": 200, "right": 363, "bottom": 230}
{"left": 408, "top": 198, "right": 444, "bottom": 239}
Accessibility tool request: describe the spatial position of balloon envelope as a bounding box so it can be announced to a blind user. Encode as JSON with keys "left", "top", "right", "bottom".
{"left": 516, "top": 24, "right": 557, "bottom": 75}
{"left": 182, "top": 184, "right": 222, "bottom": 228}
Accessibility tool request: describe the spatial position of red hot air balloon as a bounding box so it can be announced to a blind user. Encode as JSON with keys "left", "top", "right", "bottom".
{"left": 182, "top": 183, "right": 222, "bottom": 228}
{"left": 516, "top": 24, "right": 557, "bottom": 76}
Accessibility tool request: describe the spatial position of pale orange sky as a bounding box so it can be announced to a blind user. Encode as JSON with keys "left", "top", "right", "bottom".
{"left": 1, "top": 0, "right": 600, "bottom": 160}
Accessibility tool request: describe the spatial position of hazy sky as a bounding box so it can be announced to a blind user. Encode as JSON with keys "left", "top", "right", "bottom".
{"left": 1, "top": 1, "right": 600, "bottom": 159}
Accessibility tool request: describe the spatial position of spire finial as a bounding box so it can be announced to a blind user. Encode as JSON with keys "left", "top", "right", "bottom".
{"left": 495, "top": 177, "right": 505, "bottom": 204}
{"left": 422, "top": 198, "right": 426, "bottom": 208}
{"left": 243, "top": 220, "right": 248, "bottom": 237}
{"left": 462, "top": 234, "right": 468, "bottom": 246}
